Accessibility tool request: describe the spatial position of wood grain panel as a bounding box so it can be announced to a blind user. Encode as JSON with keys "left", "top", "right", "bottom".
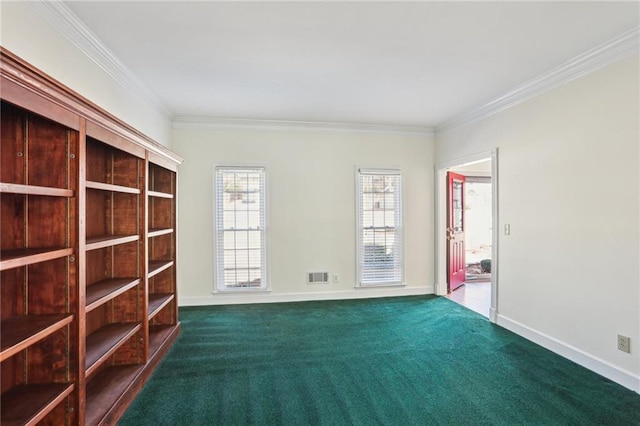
{"left": 148, "top": 163, "right": 174, "bottom": 194}
{"left": 112, "top": 152, "right": 142, "bottom": 189}
{"left": 86, "top": 247, "right": 111, "bottom": 286}
{"left": 1, "top": 102, "right": 26, "bottom": 185}
{"left": 25, "top": 329, "right": 69, "bottom": 383}
{"left": 149, "top": 267, "right": 173, "bottom": 294}
{"left": 0, "top": 193, "right": 25, "bottom": 250}
{"left": 0, "top": 268, "right": 24, "bottom": 320}
{"left": 85, "top": 138, "right": 109, "bottom": 184}
{"left": 86, "top": 304, "right": 108, "bottom": 337}
{"left": 149, "top": 233, "right": 174, "bottom": 261}
{"left": 149, "top": 197, "right": 172, "bottom": 229}
{"left": 26, "top": 257, "right": 69, "bottom": 313}
{"left": 26, "top": 196, "right": 68, "bottom": 248}
{"left": 107, "top": 287, "right": 140, "bottom": 323}
{"left": 85, "top": 189, "right": 108, "bottom": 239}
{"left": 112, "top": 241, "right": 141, "bottom": 278}
{"left": 27, "top": 113, "right": 70, "bottom": 189}
{"left": 112, "top": 192, "right": 140, "bottom": 235}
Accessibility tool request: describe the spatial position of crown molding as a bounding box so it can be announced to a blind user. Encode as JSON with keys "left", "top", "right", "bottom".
{"left": 29, "top": 0, "right": 173, "bottom": 119}
{"left": 28, "top": 1, "right": 637, "bottom": 138}
{"left": 436, "top": 26, "right": 640, "bottom": 135}
{"left": 172, "top": 116, "right": 435, "bottom": 138}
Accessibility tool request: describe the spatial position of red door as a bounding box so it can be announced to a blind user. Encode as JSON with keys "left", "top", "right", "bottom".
{"left": 447, "top": 172, "right": 466, "bottom": 292}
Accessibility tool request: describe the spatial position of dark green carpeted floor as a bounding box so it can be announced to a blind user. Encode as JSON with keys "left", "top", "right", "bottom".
{"left": 120, "top": 296, "right": 640, "bottom": 425}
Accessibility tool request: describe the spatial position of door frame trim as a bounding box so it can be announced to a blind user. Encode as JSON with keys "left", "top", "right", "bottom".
{"left": 434, "top": 148, "right": 499, "bottom": 323}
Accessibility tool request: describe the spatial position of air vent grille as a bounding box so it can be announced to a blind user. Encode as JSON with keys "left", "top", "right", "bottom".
{"left": 307, "top": 272, "right": 329, "bottom": 284}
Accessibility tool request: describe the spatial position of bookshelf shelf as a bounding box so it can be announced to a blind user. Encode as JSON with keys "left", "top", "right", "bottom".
{"left": 148, "top": 190, "right": 173, "bottom": 199}
{"left": 85, "top": 234, "right": 140, "bottom": 251}
{"left": 85, "top": 322, "right": 142, "bottom": 377}
{"left": 0, "top": 315, "right": 73, "bottom": 362}
{"left": 86, "top": 278, "right": 141, "bottom": 312}
{"left": 148, "top": 260, "right": 174, "bottom": 278}
{"left": 148, "top": 293, "right": 174, "bottom": 320}
{"left": 1, "top": 383, "right": 74, "bottom": 426}
{"left": 0, "top": 182, "right": 73, "bottom": 197}
{"left": 0, "top": 248, "right": 73, "bottom": 271}
{"left": 85, "top": 180, "right": 141, "bottom": 194}
{"left": 148, "top": 227, "right": 174, "bottom": 238}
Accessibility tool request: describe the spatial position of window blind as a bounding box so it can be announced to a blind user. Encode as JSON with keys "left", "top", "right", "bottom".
{"left": 215, "top": 166, "right": 267, "bottom": 290}
{"left": 357, "top": 168, "right": 403, "bottom": 285}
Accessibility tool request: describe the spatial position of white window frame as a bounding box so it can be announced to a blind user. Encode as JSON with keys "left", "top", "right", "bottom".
{"left": 214, "top": 165, "right": 268, "bottom": 292}
{"left": 356, "top": 168, "right": 404, "bottom": 287}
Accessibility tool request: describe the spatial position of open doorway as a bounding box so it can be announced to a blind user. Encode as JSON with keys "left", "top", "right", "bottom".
{"left": 435, "top": 150, "right": 498, "bottom": 322}
{"left": 458, "top": 172, "right": 492, "bottom": 282}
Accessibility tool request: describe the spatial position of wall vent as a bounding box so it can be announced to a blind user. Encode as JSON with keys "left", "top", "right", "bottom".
{"left": 307, "top": 272, "right": 329, "bottom": 284}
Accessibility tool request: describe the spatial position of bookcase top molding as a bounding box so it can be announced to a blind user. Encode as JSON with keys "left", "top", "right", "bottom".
{"left": 0, "top": 47, "right": 183, "bottom": 166}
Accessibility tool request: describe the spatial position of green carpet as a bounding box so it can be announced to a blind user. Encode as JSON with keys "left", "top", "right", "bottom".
{"left": 119, "top": 296, "right": 640, "bottom": 425}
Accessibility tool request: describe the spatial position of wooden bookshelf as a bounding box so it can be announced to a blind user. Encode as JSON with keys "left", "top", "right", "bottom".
{"left": 147, "top": 160, "right": 178, "bottom": 362}
{"left": 1, "top": 98, "right": 78, "bottom": 425}
{"left": 1, "top": 48, "right": 182, "bottom": 425}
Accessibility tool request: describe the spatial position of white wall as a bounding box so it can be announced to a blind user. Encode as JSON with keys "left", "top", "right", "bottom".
{"left": 0, "top": 2, "right": 172, "bottom": 147}
{"left": 436, "top": 55, "right": 640, "bottom": 390}
{"left": 173, "top": 127, "right": 434, "bottom": 305}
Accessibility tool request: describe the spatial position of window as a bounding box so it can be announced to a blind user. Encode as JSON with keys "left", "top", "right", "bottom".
{"left": 357, "top": 169, "right": 403, "bottom": 286}
{"left": 215, "top": 166, "right": 267, "bottom": 291}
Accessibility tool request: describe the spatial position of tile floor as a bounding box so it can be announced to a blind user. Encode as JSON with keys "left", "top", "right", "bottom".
{"left": 446, "top": 280, "right": 491, "bottom": 318}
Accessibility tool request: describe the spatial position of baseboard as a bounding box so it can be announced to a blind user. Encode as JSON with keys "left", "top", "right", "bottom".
{"left": 497, "top": 314, "right": 640, "bottom": 393}
{"left": 434, "top": 281, "right": 447, "bottom": 296}
{"left": 179, "top": 285, "right": 434, "bottom": 307}
{"left": 489, "top": 307, "right": 497, "bottom": 323}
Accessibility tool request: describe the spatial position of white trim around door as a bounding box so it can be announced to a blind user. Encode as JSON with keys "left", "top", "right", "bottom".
{"left": 434, "top": 149, "right": 499, "bottom": 323}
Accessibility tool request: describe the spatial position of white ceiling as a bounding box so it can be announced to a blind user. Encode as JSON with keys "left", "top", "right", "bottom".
{"left": 63, "top": 1, "right": 639, "bottom": 130}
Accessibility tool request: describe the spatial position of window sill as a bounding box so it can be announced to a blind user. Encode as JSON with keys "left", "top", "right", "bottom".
{"left": 212, "top": 288, "right": 271, "bottom": 294}
{"left": 356, "top": 283, "right": 405, "bottom": 289}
